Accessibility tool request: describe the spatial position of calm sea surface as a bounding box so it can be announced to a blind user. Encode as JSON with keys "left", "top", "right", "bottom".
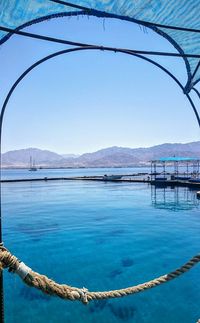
{"left": 1, "top": 167, "right": 151, "bottom": 180}
{"left": 1, "top": 169, "right": 200, "bottom": 322}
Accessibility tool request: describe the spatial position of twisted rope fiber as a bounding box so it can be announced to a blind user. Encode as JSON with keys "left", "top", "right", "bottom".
{"left": 0, "top": 246, "right": 199, "bottom": 305}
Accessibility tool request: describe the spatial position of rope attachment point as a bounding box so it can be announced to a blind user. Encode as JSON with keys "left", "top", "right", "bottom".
{"left": 15, "top": 262, "right": 32, "bottom": 280}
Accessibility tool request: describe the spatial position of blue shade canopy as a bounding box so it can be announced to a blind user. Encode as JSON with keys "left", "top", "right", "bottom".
{"left": 154, "top": 157, "right": 199, "bottom": 162}
{"left": 1, "top": 0, "right": 200, "bottom": 93}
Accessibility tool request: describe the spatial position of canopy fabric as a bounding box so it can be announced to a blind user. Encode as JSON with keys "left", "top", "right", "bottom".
{"left": 153, "top": 157, "right": 200, "bottom": 162}
{"left": 1, "top": 0, "right": 200, "bottom": 92}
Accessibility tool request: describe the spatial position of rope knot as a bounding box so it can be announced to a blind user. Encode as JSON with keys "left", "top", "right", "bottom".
{"left": 79, "top": 287, "right": 89, "bottom": 304}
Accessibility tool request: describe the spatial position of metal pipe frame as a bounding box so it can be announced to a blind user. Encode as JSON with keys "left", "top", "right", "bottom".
{"left": 0, "top": 45, "right": 200, "bottom": 322}
{"left": 1, "top": 25, "right": 200, "bottom": 59}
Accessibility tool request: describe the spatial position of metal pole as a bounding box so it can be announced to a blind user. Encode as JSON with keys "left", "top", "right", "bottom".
{"left": 173, "top": 162, "right": 175, "bottom": 176}
{"left": 163, "top": 161, "right": 166, "bottom": 179}
{"left": 163, "top": 187, "right": 166, "bottom": 204}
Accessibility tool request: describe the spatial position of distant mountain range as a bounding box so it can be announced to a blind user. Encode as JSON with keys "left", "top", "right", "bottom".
{"left": 1, "top": 142, "right": 200, "bottom": 168}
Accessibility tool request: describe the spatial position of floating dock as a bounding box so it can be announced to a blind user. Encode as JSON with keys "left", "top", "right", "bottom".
{"left": 1, "top": 175, "right": 200, "bottom": 189}
{"left": 0, "top": 176, "right": 149, "bottom": 183}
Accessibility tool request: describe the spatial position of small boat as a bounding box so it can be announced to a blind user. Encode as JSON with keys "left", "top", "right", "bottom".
{"left": 103, "top": 174, "right": 122, "bottom": 181}
{"left": 189, "top": 178, "right": 200, "bottom": 183}
{"left": 29, "top": 156, "right": 37, "bottom": 171}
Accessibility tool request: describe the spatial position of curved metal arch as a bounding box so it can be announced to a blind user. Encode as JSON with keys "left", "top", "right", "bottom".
{"left": 0, "top": 6, "right": 193, "bottom": 91}
{"left": 0, "top": 44, "right": 200, "bottom": 322}
{"left": 1, "top": 46, "right": 200, "bottom": 135}
{"left": 192, "top": 87, "right": 200, "bottom": 100}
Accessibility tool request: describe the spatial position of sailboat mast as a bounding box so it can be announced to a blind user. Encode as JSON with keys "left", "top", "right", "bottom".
{"left": 30, "top": 156, "right": 32, "bottom": 168}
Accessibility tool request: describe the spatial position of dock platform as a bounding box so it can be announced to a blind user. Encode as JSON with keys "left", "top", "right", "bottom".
{"left": 1, "top": 176, "right": 200, "bottom": 189}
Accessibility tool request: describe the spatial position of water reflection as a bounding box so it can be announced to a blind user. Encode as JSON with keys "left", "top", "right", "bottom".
{"left": 151, "top": 186, "right": 200, "bottom": 211}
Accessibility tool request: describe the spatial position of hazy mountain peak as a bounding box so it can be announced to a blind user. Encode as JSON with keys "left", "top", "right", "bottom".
{"left": 2, "top": 141, "right": 200, "bottom": 168}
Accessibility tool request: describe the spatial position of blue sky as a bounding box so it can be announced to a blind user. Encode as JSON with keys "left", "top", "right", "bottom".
{"left": 0, "top": 15, "right": 200, "bottom": 154}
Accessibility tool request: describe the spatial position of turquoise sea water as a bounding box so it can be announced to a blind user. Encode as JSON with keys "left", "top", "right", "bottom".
{"left": 2, "top": 176, "right": 200, "bottom": 322}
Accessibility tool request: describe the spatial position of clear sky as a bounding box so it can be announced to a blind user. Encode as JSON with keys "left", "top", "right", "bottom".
{"left": 0, "top": 15, "right": 200, "bottom": 154}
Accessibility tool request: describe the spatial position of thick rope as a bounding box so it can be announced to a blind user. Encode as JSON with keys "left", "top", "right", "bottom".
{"left": 0, "top": 246, "right": 199, "bottom": 307}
